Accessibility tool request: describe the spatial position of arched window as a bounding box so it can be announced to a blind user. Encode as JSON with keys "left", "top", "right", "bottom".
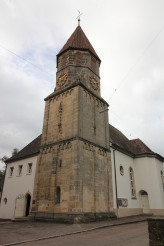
{"left": 161, "top": 171, "right": 164, "bottom": 190}
{"left": 56, "top": 187, "right": 61, "bottom": 204}
{"left": 129, "top": 167, "right": 136, "bottom": 198}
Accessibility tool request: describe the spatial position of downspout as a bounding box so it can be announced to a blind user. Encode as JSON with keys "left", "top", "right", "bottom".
{"left": 113, "top": 149, "right": 119, "bottom": 217}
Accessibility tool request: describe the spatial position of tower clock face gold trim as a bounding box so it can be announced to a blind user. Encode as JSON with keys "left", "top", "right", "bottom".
{"left": 89, "top": 76, "right": 99, "bottom": 90}
{"left": 57, "top": 73, "right": 68, "bottom": 87}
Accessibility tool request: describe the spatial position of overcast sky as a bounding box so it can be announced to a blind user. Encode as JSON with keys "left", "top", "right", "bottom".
{"left": 0, "top": 0, "right": 164, "bottom": 169}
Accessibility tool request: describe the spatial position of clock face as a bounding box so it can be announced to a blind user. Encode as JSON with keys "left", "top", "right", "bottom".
{"left": 89, "top": 76, "right": 99, "bottom": 91}
{"left": 57, "top": 73, "right": 68, "bottom": 87}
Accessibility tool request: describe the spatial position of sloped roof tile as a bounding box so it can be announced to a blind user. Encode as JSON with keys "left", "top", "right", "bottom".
{"left": 129, "top": 139, "right": 153, "bottom": 155}
{"left": 7, "top": 135, "right": 41, "bottom": 163}
{"left": 109, "top": 124, "right": 164, "bottom": 161}
{"left": 57, "top": 26, "right": 100, "bottom": 61}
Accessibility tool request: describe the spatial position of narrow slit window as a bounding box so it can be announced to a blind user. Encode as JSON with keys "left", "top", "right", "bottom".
{"left": 9, "top": 167, "right": 14, "bottom": 177}
{"left": 18, "top": 165, "right": 23, "bottom": 176}
{"left": 56, "top": 187, "right": 61, "bottom": 204}
{"left": 161, "top": 171, "right": 164, "bottom": 190}
{"left": 28, "top": 163, "right": 32, "bottom": 174}
{"left": 3, "top": 198, "right": 7, "bottom": 204}
{"left": 120, "top": 165, "right": 124, "bottom": 176}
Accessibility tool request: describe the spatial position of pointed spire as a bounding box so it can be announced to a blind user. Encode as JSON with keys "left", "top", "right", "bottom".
{"left": 57, "top": 25, "right": 100, "bottom": 61}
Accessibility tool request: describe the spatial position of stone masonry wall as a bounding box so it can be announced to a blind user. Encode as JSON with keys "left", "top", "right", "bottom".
{"left": 32, "top": 84, "right": 113, "bottom": 216}
{"left": 56, "top": 50, "right": 101, "bottom": 96}
{"left": 79, "top": 140, "right": 113, "bottom": 213}
{"left": 41, "top": 87, "right": 78, "bottom": 147}
{"left": 31, "top": 38, "right": 114, "bottom": 221}
{"left": 78, "top": 86, "right": 109, "bottom": 148}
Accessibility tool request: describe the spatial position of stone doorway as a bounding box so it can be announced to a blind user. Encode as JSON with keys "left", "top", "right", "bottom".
{"left": 140, "top": 190, "right": 150, "bottom": 214}
{"left": 14, "top": 194, "right": 25, "bottom": 218}
{"left": 14, "top": 193, "right": 31, "bottom": 218}
{"left": 25, "top": 194, "right": 31, "bottom": 216}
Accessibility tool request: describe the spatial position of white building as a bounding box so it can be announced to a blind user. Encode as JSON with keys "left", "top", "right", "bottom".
{"left": 0, "top": 125, "right": 164, "bottom": 219}
{"left": 0, "top": 23, "right": 164, "bottom": 220}
{"left": 110, "top": 124, "right": 164, "bottom": 217}
{"left": 0, "top": 136, "right": 40, "bottom": 219}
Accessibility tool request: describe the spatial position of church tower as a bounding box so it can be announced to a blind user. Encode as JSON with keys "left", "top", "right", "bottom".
{"left": 31, "top": 22, "right": 114, "bottom": 222}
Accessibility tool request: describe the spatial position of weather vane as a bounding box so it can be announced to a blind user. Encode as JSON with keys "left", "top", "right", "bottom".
{"left": 76, "top": 10, "right": 83, "bottom": 26}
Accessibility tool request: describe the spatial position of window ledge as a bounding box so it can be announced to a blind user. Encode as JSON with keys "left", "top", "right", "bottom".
{"left": 131, "top": 197, "right": 137, "bottom": 200}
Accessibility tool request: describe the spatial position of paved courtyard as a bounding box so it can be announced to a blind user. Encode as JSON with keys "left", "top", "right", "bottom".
{"left": 0, "top": 216, "right": 149, "bottom": 246}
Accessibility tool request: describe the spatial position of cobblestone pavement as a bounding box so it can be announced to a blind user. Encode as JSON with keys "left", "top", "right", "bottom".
{"left": 0, "top": 216, "right": 149, "bottom": 246}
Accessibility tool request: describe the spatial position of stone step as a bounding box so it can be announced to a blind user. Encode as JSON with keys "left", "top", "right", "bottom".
{"left": 142, "top": 213, "right": 153, "bottom": 216}
{"left": 12, "top": 217, "right": 29, "bottom": 222}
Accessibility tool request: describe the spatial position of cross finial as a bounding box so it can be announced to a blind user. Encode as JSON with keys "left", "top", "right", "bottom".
{"left": 76, "top": 10, "right": 83, "bottom": 26}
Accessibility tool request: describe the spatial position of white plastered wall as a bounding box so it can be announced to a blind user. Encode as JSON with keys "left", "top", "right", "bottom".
{"left": 111, "top": 149, "right": 140, "bottom": 209}
{"left": 0, "top": 155, "right": 37, "bottom": 219}
{"left": 134, "top": 157, "right": 164, "bottom": 212}
{"left": 111, "top": 147, "right": 164, "bottom": 217}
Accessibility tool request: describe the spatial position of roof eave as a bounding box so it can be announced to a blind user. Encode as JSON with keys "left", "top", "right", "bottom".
{"left": 6, "top": 151, "right": 40, "bottom": 164}
{"left": 135, "top": 152, "right": 164, "bottom": 162}
{"left": 57, "top": 46, "right": 101, "bottom": 63}
{"left": 110, "top": 142, "right": 134, "bottom": 158}
{"left": 110, "top": 142, "right": 164, "bottom": 162}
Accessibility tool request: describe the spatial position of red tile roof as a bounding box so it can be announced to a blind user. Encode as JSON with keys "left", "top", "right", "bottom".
{"left": 57, "top": 26, "right": 100, "bottom": 61}
{"left": 109, "top": 124, "right": 130, "bottom": 151}
{"left": 129, "top": 139, "right": 153, "bottom": 155}
{"left": 109, "top": 124, "right": 164, "bottom": 161}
